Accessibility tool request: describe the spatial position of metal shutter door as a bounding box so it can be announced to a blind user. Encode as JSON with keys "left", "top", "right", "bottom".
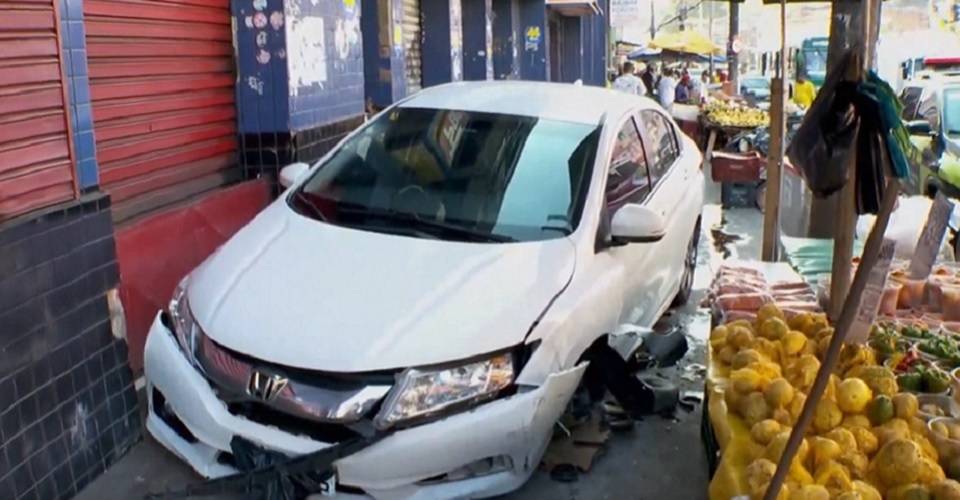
{"left": 401, "top": 0, "right": 422, "bottom": 93}
{"left": 0, "top": 1, "right": 76, "bottom": 220}
{"left": 84, "top": 0, "right": 237, "bottom": 220}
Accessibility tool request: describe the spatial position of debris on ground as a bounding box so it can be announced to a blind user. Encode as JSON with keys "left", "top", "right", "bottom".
{"left": 542, "top": 411, "right": 610, "bottom": 477}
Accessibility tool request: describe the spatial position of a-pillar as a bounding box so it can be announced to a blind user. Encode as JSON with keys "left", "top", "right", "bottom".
{"left": 235, "top": 0, "right": 366, "bottom": 182}
{"left": 463, "top": 0, "right": 494, "bottom": 80}
{"left": 422, "top": 0, "right": 464, "bottom": 86}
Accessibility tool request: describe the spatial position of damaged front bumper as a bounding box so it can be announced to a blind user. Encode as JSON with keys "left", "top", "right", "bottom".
{"left": 143, "top": 313, "right": 585, "bottom": 499}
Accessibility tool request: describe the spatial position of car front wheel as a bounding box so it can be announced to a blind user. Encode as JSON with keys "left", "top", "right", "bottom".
{"left": 673, "top": 219, "right": 701, "bottom": 306}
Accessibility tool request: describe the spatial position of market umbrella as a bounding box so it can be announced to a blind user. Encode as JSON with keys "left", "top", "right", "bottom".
{"left": 649, "top": 31, "right": 723, "bottom": 56}
{"left": 626, "top": 47, "right": 662, "bottom": 60}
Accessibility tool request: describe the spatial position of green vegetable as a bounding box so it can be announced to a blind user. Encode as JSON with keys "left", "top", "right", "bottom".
{"left": 897, "top": 372, "right": 923, "bottom": 392}
{"left": 922, "top": 366, "right": 952, "bottom": 393}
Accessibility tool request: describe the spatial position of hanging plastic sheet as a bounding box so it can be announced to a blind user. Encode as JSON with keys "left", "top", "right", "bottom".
{"left": 787, "top": 51, "right": 916, "bottom": 214}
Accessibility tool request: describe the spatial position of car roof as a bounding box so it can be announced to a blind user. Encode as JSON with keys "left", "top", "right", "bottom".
{"left": 400, "top": 81, "right": 655, "bottom": 125}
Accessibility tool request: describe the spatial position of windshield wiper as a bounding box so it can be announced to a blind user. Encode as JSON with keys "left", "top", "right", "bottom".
{"left": 335, "top": 203, "right": 516, "bottom": 243}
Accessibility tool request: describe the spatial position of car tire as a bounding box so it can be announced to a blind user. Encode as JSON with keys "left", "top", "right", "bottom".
{"left": 672, "top": 219, "right": 701, "bottom": 307}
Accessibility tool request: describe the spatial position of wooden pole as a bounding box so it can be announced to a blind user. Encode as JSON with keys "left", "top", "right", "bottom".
{"left": 761, "top": 0, "right": 787, "bottom": 262}
{"left": 763, "top": 180, "right": 900, "bottom": 500}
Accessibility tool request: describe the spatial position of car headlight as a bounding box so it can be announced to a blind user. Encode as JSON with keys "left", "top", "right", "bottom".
{"left": 374, "top": 352, "right": 515, "bottom": 429}
{"left": 168, "top": 277, "right": 202, "bottom": 367}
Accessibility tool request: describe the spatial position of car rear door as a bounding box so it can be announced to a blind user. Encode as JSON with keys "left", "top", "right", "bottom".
{"left": 636, "top": 109, "right": 694, "bottom": 312}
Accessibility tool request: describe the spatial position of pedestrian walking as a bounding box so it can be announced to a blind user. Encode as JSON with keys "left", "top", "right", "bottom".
{"left": 612, "top": 61, "right": 647, "bottom": 96}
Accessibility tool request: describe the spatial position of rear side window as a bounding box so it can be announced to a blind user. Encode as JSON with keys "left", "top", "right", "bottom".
{"left": 639, "top": 110, "right": 679, "bottom": 185}
{"left": 605, "top": 117, "right": 651, "bottom": 211}
{"left": 900, "top": 87, "right": 923, "bottom": 120}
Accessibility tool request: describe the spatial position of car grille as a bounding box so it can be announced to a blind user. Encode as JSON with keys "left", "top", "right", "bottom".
{"left": 195, "top": 334, "right": 396, "bottom": 438}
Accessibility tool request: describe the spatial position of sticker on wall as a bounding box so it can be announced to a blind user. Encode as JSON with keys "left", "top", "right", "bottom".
{"left": 393, "top": 24, "right": 402, "bottom": 49}
{"left": 256, "top": 31, "right": 268, "bottom": 48}
{"left": 270, "top": 10, "right": 284, "bottom": 30}
{"left": 276, "top": 48, "right": 286, "bottom": 59}
{"left": 256, "top": 49, "right": 271, "bottom": 64}
{"left": 244, "top": 15, "right": 254, "bottom": 28}
{"left": 253, "top": 0, "right": 266, "bottom": 11}
{"left": 525, "top": 26, "right": 541, "bottom": 52}
{"left": 253, "top": 12, "right": 267, "bottom": 28}
{"left": 286, "top": 15, "right": 328, "bottom": 95}
{"left": 247, "top": 76, "right": 264, "bottom": 95}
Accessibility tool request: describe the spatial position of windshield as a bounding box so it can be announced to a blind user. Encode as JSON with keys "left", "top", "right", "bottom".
{"left": 290, "top": 107, "right": 600, "bottom": 242}
{"left": 944, "top": 89, "right": 960, "bottom": 136}
{"left": 802, "top": 48, "right": 827, "bottom": 76}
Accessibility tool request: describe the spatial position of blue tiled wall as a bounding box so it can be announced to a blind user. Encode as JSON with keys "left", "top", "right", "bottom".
{"left": 59, "top": 0, "right": 98, "bottom": 191}
{"left": 234, "top": 0, "right": 364, "bottom": 134}
{"left": 234, "top": 0, "right": 289, "bottom": 134}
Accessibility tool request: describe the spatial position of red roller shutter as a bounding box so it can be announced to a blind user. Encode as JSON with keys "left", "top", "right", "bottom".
{"left": 84, "top": 0, "right": 237, "bottom": 221}
{"left": 0, "top": 1, "right": 76, "bottom": 220}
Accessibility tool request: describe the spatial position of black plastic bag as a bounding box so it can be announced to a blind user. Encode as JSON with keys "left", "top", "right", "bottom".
{"left": 786, "top": 52, "right": 861, "bottom": 197}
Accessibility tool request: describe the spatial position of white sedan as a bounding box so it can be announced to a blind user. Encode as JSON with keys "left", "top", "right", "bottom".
{"left": 144, "top": 81, "right": 704, "bottom": 499}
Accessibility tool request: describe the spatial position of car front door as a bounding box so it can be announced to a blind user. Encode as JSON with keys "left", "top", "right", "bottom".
{"left": 602, "top": 114, "right": 666, "bottom": 326}
{"left": 636, "top": 109, "right": 693, "bottom": 318}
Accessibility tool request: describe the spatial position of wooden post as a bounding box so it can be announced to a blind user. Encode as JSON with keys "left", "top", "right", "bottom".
{"left": 763, "top": 180, "right": 900, "bottom": 500}
{"left": 761, "top": 0, "right": 787, "bottom": 262}
{"left": 830, "top": 175, "right": 859, "bottom": 318}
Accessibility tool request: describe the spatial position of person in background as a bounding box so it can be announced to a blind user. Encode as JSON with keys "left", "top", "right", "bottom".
{"left": 793, "top": 72, "right": 816, "bottom": 109}
{"left": 688, "top": 71, "right": 703, "bottom": 103}
{"left": 641, "top": 63, "right": 656, "bottom": 98}
{"left": 657, "top": 68, "right": 678, "bottom": 112}
{"left": 612, "top": 61, "right": 647, "bottom": 96}
{"left": 676, "top": 72, "right": 691, "bottom": 103}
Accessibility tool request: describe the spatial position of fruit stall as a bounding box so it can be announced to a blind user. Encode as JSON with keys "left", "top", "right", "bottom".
{"left": 703, "top": 261, "right": 960, "bottom": 499}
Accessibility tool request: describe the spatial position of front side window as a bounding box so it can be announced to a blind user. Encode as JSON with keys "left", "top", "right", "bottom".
{"left": 605, "top": 117, "right": 651, "bottom": 212}
{"left": 639, "top": 110, "right": 679, "bottom": 183}
{"left": 290, "top": 107, "right": 600, "bottom": 242}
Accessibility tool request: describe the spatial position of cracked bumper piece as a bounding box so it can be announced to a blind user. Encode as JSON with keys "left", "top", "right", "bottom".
{"left": 143, "top": 313, "right": 585, "bottom": 499}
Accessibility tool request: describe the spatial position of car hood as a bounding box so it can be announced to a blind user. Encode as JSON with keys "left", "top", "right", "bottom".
{"left": 187, "top": 200, "right": 576, "bottom": 372}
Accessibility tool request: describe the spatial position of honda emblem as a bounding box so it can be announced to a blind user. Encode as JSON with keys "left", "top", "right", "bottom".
{"left": 247, "top": 370, "right": 288, "bottom": 402}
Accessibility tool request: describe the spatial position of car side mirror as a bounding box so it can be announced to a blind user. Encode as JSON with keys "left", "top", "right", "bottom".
{"left": 906, "top": 119, "right": 933, "bottom": 136}
{"left": 279, "top": 162, "right": 310, "bottom": 188}
{"left": 610, "top": 204, "right": 666, "bottom": 244}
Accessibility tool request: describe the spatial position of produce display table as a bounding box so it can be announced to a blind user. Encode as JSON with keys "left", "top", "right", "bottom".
{"left": 702, "top": 258, "right": 960, "bottom": 499}
{"left": 703, "top": 262, "right": 808, "bottom": 500}
{"left": 700, "top": 120, "right": 761, "bottom": 172}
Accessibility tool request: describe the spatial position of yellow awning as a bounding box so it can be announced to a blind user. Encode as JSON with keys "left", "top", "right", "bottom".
{"left": 649, "top": 31, "right": 724, "bottom": 56}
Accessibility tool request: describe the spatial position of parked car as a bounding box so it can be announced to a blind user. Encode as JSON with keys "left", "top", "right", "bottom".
{"left": 740, "top": 74, "right": 771, "bottom": 103}
{"left": 899, "top": 77, "right": 960, "bottom": 256}
{"left": 144, "top": 81, "right": 704, "bottom": 499}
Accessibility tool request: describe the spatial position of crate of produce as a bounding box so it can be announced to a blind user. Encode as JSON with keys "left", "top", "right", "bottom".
{"left": 711, "top": 151, "right": 765, "bottom": 183}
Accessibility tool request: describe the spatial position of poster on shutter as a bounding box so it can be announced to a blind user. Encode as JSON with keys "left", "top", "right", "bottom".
{"left": 909, "top": 192, "right": 954, "bottom": 279}
{"left": 848, "top": 238, "right": 897, "bottom": 344}
{"left": 286, "top": 16, "right": 328, "bottom": 95}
